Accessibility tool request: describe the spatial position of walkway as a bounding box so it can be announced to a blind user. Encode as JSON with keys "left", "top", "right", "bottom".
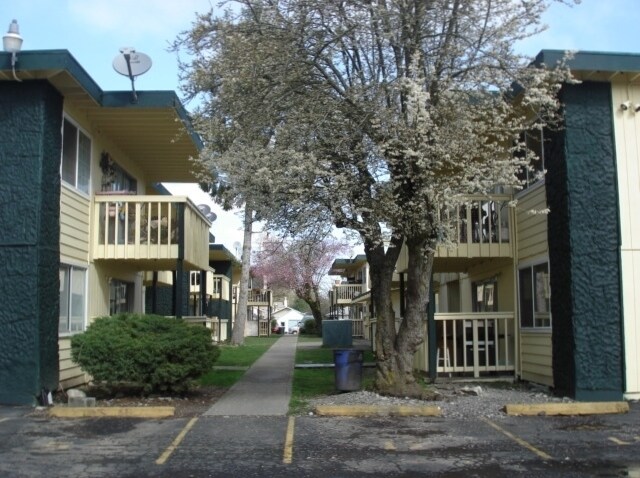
{"left": 204, "top": 335, "right": 298, "bottom": 416}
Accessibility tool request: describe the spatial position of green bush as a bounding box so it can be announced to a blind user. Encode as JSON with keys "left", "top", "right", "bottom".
{"left": 71, "top": 314, "right": 220, "bottom": 394}
{"left": 300, "top": 318, "right": 320, "bottom": 336}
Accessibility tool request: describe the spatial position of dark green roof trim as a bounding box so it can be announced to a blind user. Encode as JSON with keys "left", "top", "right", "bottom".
{"left": 535, "top": 49, "right": 640, "bottom": 73}
{"left": 2, "top": 50, "right": 103, "bottom": 101}
{"left": 1, "top": 49, "right": 202, "bottom": 150}
{"left": 209, "top": 244, "right": 241, "bottom": 264}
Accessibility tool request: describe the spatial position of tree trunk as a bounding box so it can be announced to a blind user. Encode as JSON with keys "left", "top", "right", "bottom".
{"left": 231, "top": 207, "right": 253, "bottom": 345}
{"left": 373, "top": 235, "right": 435, "bottom": 398}
{"left": 296, "top": 283, "right": 323, "bottom": 334}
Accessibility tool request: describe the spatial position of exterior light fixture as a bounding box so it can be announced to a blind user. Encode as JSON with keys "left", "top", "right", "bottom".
{"left": 3, "top": 19, "right": 23, "bottom": 81}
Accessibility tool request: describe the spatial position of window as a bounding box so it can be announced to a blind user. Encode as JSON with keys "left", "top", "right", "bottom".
{"left": 109, "top": 279, "right": 134, "bottom": 315}
{"left": 472, "top": 279, "right": 498, "bottom": 312}
{"left": 517, "top": 126, "right": 546, "bottom": 190}
{"left": 59, "top": 265, "right": 86, "bottom": 333}
{"left": 61, "top": 118, "right": 91, "bottom": 194}
{"left": 519, "top": 262, "right": 551, "bottom": 328}
{"left": 190, "top": 272, "right": 200, "bottom": 287}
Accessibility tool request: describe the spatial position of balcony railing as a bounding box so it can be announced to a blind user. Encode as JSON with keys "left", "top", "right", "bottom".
{"left": 331, "top": 284, "right": 366, "bottom": 304}
{"left": 93, "top": 195, "right": 210, "bottom": 270}
{"left": 248, "top": 289, "right": 272, "bottom": 305}
{"left": 435, "top": 196, "right": 513, "bottom": 259}
{"left": 368, "top": 312, "right": 516, "bottom": 378}
{"left": 435, "top": 312, "right": 516, "bottom": 378}
{"left": 189, "top": 273, "right": 231, "bottom": 301}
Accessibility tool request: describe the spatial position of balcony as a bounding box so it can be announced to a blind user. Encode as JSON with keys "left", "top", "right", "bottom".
{"left": 248, "top": 289, "right": 272, "bottom": 306}
{"left": 331, "top": 283, "right": 367, "bottom": 305}
{"left": 396, "top": 196, "right": 514, "bottom": 273}
{"left": 93, "top": 194, "right": 210, "bottom": 271}
{"left": 189, "top": 272, "right": 231, "bottom": 301}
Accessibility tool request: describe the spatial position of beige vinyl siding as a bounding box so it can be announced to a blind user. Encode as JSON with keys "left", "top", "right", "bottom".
{"left": 58, "top": 338, "right": 89, "bottom": 389}
{"left": 60, "top": 185, "right": 90, "bottom": 262}
{"left": 516, "top": 184, "right": 548, "bottom": 262}
{"left": 612, "top": 83, "right": 640, "bottom": 398}
{"left": 516, "top": 184, "right": 551, "bottom": 386}
{"left": 520, "top": 331, "right": 553, "bottom": 386}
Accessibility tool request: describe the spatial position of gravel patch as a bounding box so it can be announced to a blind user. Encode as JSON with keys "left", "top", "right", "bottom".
{"left": 308, "top": 382, "right": 573, "bottom": 420}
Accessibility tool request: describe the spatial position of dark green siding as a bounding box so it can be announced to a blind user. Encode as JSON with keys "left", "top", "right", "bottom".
{"left": 546, "top": 81, "right": 624, "bottom": 401}
{"left": 144, "top": 271, "right": 190, "bottom": 317}
{"left": 0, "top": 81, "right": 62, "bottom": 405}
{"left": 210, "top": 260, "right": 234, "bottom": 341}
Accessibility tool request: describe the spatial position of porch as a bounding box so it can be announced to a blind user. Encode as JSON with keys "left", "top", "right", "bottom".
{"left": 367, "top": 312, "right": 516, "bottom": 379}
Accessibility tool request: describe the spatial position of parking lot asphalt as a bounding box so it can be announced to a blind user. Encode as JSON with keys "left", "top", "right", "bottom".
{"left": 2, "top": 337, "right": 638, "bottom": 476}
{"left": 1, "top": 403, "right": 640, "bottom": 477}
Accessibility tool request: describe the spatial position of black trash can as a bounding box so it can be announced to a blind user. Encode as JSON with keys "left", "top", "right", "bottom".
{"left": 333, "top": 349, "right": 363, "bottom": 391}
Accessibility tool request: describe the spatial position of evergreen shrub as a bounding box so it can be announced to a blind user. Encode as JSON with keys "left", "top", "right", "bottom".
{"left": 71, "top": 314, "right": 219, "bottom": 394}
{"left": 300, "top": 318, "right": 320, "bottom": 336}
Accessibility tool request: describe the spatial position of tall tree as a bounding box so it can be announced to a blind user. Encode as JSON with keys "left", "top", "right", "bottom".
{"left": 253, "top": 232, "right": 351, "bottom": 329}
{"left": 175, "top": 0, "right": 574, "bottom": 395}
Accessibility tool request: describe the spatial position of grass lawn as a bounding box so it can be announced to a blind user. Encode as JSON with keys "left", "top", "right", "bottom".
{"left": 290, "top": 345, "right": 376, "bottom": 414}
{"left": 198, "top": 336, "right": 279, "bottom": 387}
{"left": 296, "top": 347, "right": 375, "bottom": 365}
{"left": 215, "top": 336, "right": 280, "bottom": 366}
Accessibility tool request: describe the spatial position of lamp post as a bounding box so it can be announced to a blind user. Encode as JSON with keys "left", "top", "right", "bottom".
{"left": 3, "top": 19, "right": 23, "bottom": 81}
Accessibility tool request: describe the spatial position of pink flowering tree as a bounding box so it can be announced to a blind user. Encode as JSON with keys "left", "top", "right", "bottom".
{"left": 253, "top": 233, "right": 351, "bottom": 330}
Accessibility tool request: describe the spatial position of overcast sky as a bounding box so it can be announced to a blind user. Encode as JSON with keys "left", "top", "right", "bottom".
{"left": 2, "top": 0, "right": 637, "bottom": 253}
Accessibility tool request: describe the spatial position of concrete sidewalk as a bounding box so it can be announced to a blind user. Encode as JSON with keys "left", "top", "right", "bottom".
{"left": 204, "top": 335, "right": 298, "bottom": 416}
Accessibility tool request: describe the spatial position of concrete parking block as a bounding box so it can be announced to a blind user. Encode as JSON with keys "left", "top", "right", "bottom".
{"left": 504, "top": 401, "right": 629, "bottom": 416}
{"left": 314, "top": 404, "right": 442, "bottom": 417}
{"left": 49, "top": 406, "right": 175, "bottom": 418}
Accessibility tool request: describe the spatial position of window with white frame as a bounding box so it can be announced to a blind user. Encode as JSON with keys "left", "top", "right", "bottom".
{"left": 518, "top": 262, "right": 551, "bottom": 328}
{"left": 59, "top": 265, "right": 87, "bottom": 333}
{"left": 61, "top": 117, "right": 91, "bottom": 194}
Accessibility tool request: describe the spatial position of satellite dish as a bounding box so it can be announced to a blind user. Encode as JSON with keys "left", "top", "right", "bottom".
{"left": 197, "top": 204, "right": 211, "bottom": 215}
{"left": 113, "top": 48, "right": 152, "bottom": 77}
{"left": 206, "top": 212, "right": 217, "bottom": 222}
{"left": 112, "top": 47, "right": 152, "bottom": 103}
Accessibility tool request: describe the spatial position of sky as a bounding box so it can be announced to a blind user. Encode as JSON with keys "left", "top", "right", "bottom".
{"left": 2, "top": 0, "right": 638, "bottom": 255}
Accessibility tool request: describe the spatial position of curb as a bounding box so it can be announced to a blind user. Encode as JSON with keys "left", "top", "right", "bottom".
{"left": 49, "top": 406, "right": 175, "bottom": 418}
{"left": 504, "top": 402, "right": 629, "bottom": 416}
{"left": 314, "top": 404, "right": 441, "bottom": 417}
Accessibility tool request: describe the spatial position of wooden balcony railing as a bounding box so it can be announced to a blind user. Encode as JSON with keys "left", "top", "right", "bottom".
{"left": 331, "top": 284, "right": 366, "bottom": 304}
{"left": 435, "top": 196, "right": 513, "bottom": 259}
{"left": 368, "top": 312, "right": 516, "bottom": 378}
{"left": 435, "top": 312, "right": 516, "bottom": 378}
{"left": 189, "top": 273, "right": 231, "bottom": 301}
{"left": 248, "top": 289, "right": 272, "bottom": 305}
{"left": 93, "top": 195, "right": 210, "bottom": 270}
